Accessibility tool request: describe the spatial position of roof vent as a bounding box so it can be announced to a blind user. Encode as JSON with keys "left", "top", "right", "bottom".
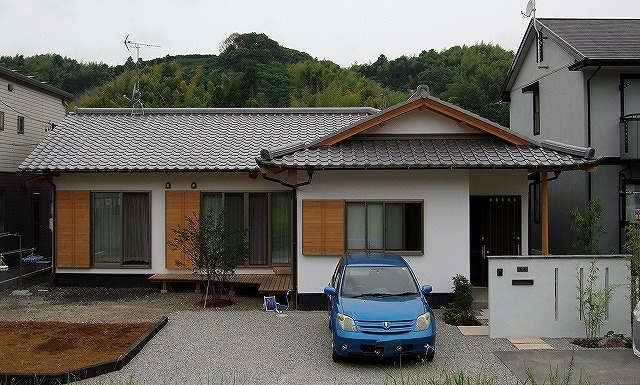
{"left": 541, "top": 140, "right": 595, "bottom": 159}
{"left": 260, "top": 141, "right": 306, "bottom": 160}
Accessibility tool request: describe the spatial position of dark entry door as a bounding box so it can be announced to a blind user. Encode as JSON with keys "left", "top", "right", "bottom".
{"left": 470, "top": 196, "right": 521, "bottom": 287}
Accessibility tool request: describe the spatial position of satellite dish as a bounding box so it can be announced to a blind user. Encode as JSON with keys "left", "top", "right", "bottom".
{"left": 522, "top": 0, "right": 536, "bottom": 17}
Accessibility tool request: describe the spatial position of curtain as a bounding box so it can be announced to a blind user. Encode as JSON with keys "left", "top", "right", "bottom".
{"left": 224, "top": 193, "right": 244, "bottom": 231}
{"left": 367, "top": 203, "right": 384, "bottom": 250}
{"left": 249, "top": 193, "right": 268, "bottom": 265}
{"left": 385, "top": 203, "right": 403, "bottom": 250}
{"left": 93, "top": 192, "right": 122, "bottom": 264}
{"left": 346, "top": 203, "right": 366, "bottom": 250}
{"left": 271, "top": 192, "right": 291, "bottom": 264}
{"left": 202, "top": 193, "right": 223, "bottom": 219}
{"left": 123, "top": 193, "right": 150, "bottom": 263}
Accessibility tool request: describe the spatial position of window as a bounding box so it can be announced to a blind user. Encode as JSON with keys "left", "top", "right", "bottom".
{"left": 17, "top": 116, "right": 24, "bottom": 134}
{"left": 201, "top": 192, "right": 292, "bottom": 266}
{"left": 92, "top": 192, "right": 150, "bottom": 266}
{"left": 346, "top": 201, "right": 423, "bottom": 253}
{"left": 0, "top": 111, "right": 4, "bottom": 131}
{"left": 522, "top": 82, "right": 540, "bottom": 136}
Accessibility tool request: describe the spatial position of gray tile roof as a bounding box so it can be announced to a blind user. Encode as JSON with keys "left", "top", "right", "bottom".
{"left": 257, "top": 138, "right": 599, "bottom": 170}
{"left": 538, "top": 19, "right": 640, "bottom": 60}
{"left": 19, "top": 108, "right": 376, "bottom": 172}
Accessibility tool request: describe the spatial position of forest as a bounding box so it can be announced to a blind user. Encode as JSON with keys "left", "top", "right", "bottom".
{"left": 0, "top": 32, "right": 514, "bottom": 126}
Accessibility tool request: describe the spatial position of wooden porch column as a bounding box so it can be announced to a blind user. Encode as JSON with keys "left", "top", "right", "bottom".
{"left": 540, "top": 169, "right": 549, "bottom": 255}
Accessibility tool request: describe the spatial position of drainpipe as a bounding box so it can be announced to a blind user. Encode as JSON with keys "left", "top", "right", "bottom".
{"left": 45, "top": 172, "right": 57, "bottom": 285}
{"left": 586, "top": 66, "right": 601, "bottom": 203}
{"left": 260, "top": 167, "right": 315, "bottom": 310}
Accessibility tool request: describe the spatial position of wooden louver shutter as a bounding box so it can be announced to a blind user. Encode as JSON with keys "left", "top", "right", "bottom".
{"left": 302, "top": 200, "right": 345, "bottom": 255}
{"left": 165, "top": 191, "right": 200, "bottom": 269}
{"left": 56, "top": 191, "right": 90, "bottom": 268}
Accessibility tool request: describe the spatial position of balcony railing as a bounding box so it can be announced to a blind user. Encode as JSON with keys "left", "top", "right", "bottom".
{"left": 620, "top": 114, "right": 640, "bottom": 160}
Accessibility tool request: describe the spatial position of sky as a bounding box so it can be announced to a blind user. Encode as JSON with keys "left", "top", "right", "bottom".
{"left": 1, "top": 0, "right": 639, "bottom": 68}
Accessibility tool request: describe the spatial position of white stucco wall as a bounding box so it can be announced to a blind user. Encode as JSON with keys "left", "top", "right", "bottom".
{"left": 488, "top": 255, "right": 630, "bottom": 338}
{"left": 54, "top": 172, "right": 291, "bottom": 275}
{"left": 296, "top": 169, "right": 530, "bottom": 295}
{"left": 366, "top": 109, "right": 480, "bottom": 136}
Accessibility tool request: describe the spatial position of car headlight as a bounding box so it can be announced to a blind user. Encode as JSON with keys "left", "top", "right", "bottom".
{"left": 337, "top": 313, "right": 357, "bottom": 332}
{"left": 415, "top": 312, "right": 431, "bottom": 331}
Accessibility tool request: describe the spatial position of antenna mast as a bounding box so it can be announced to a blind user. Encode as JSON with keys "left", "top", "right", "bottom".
{"left": 123, "top": 34, "right": 160, "bottom": 113}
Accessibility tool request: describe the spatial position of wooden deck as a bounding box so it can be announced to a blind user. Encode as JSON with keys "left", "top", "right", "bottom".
{"left": 149, "top": 271, "right": 292, "bottom": 295}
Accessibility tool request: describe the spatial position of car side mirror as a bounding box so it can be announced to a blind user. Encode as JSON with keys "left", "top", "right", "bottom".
{"left": 421, "top": 285, "right": 432, "bottom": 295}
{"left": 324, "top": 286, "right": 336, "bottom": 296}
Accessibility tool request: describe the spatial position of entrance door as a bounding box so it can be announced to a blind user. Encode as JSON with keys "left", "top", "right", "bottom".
{"left": 470, "top": 196, "right": 521, "bottom": 287}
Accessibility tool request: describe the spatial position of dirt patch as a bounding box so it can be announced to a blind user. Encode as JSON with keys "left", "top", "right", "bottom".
{"left": 194, "top": 298, "right": 235, "bottom": 308}
{"left": 0, "top": 276, "right": 264, "bottom": 375}
{"left": 0, "top": 321, "right": 154, "bottom": 374}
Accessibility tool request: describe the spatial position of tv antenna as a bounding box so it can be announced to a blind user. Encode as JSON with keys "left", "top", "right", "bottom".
{"left": 123, "top": 34, "right": 160, "bottom": 113}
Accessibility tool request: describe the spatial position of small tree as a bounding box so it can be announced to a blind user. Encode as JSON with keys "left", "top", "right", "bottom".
{"left": 168, "top": 209, "right": 249, "bottom": 307}
{"left": 569, "top": 198, "right": 605, "bottom": 255}
{"left": 442, "top": 274, "right": 479, "bottom": 326}
{"left": 577, "top": 259, "right": 617, "bottom": 339}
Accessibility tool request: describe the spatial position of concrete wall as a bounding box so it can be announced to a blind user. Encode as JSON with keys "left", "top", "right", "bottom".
{"left": 488, "top": 255, "right": 631, "bottom": 338}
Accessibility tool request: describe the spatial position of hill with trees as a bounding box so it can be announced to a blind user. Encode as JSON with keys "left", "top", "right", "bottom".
{"left": 0, "top": 33, "right": 514, "bottom": 126}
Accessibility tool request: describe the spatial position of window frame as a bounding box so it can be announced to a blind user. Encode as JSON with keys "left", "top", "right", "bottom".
{"left": 90, "top": 191, "right": 151, "bottom": 268}
{"left": 345, "top": 200, "right": 424, "bottom": 255}
{"left": 620, "top": 74, "right": 640, "bottom": 117}
{"left": 200, "top": 191, "right": 293, "bottom": 267}
{"left": 0, "top": 111, "right": 4, "bottom": 131}
{"left": 0, "top": 190, "right": 4, "bottom": 233}
{"left": 17, "top": 116, "right": 24, "bottom": 134}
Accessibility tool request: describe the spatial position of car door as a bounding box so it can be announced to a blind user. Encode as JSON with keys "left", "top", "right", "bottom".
{"left": 327, "top": 258, "right": 344, "bottom": 317}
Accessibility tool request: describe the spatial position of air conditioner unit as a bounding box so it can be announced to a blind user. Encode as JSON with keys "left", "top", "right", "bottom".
{"left": 620, "top": 114, "right": 640, "bottom": 160}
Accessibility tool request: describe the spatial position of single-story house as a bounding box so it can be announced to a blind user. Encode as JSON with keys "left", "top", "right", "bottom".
{"left": 20, "top": 85, "right": 598, "bottom": 309}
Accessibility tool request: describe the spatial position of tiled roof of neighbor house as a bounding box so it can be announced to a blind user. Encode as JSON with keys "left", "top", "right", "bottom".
{"left": 19, "top": 107, "right": 376, "bottom": 172}
{"left": 0, "top": 66, "right": 73, "bottom": 100}
{"left": 256, "top": 137, "right": 599, "bottom": 170}
{"left": 538, "top": 18, "right": 640, "bottom": 60}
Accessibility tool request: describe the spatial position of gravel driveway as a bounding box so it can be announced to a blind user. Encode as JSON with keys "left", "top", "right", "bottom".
{"left": 0, "top": 278, "right": 580, "bottom": 385}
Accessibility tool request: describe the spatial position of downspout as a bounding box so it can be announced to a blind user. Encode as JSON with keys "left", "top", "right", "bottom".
{"left": 260, "top": 167, "right": 315, "bottom": 310}
{"left": 586, "top": 66, "right": 601, "bottom": 203}
{"left": 45, "top": 172, "right": 57, "bottom": 285}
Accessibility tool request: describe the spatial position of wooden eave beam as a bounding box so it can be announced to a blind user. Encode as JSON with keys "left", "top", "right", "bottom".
{"left": 259, "top": 166, "right": 289, "bottom": 175}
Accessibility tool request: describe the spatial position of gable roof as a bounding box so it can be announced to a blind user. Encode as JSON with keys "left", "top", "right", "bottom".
{"left": 501, "top": 18, "right": 640, "bottom": 99}
{"left": 19, "top": 107, "right": 376, "bottom": 172}
{"left": 0, "top": 66, "right": 73, "bottom": 100}
{"left": 257, "top": 86, "right": 599, "bottom": 171}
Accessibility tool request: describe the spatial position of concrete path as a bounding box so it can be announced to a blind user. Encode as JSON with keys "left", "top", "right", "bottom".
{"left": 495, "top": 349, "right": 640, "bottom": 385}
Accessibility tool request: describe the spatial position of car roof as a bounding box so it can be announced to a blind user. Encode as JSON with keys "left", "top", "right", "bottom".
{"left": 344, "top": 252, "right": 408, "bottom": 267}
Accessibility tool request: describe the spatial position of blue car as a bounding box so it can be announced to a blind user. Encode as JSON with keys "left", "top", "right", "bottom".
{"left": 324, "top": 252, "right": 436, "bottom": 362}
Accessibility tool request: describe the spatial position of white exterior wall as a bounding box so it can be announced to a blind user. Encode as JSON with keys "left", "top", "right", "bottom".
{"left": 296, "top": 169, "right": 530, "bottom": 295}
{"left": 54, "top": 172, "right": 291, "bottom": 275}
{"left": 488, "top": 255, "right": 630, "bottom": 338}
{"left": 0, "top": 77, "right": 68, "bottom": 172}
{"left": 296, "top": 169, "right": 470, "bottom": 295}
{"left": 366, "top": 109, "right": 479, "bottom": 136}
{"left": 509, "top": 38, "right": 587, "bottom": 146}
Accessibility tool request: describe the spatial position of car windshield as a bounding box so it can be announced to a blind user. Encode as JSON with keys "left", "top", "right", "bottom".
{"left": 341, "top": 266, "right": 420, "bottom": 298}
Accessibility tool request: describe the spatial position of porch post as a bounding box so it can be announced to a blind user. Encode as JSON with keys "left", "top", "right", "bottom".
{"left": 540, "top": 169, "right": 549, "bottom": 255}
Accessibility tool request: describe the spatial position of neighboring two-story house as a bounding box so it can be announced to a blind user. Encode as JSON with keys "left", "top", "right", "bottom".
{"left": 501, "top": 18, "right": 640, "bottom": 254}
{"left": 0, "top": 66, "right": 72, "bottom": 262}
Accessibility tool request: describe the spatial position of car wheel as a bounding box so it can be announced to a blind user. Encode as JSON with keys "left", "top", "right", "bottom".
{"left": 426, "top": 349, "right": 435, "bottom": 362}
{"left": 332, "top": 347, "right": 345, "bottom": 363}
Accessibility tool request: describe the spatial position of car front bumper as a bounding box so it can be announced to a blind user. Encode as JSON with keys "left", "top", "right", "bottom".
{"left": 332, "top": 329, "right": 436, "bottom": 358}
